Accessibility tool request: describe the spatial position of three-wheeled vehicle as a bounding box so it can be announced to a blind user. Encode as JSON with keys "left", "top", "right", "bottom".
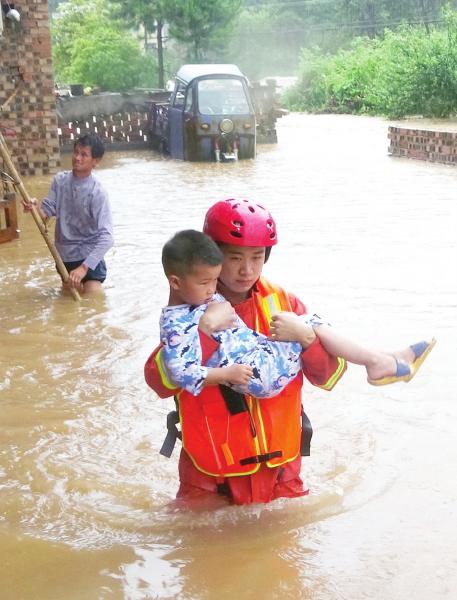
{"left": 147, "top": 64, "right": 256, "bottom": 161}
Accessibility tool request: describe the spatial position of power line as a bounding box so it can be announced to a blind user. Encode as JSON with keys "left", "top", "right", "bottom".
{"left": 244, "top": 0, "right": 445, "bottom": 8}
{"left": 240, "top": 0, "right": 447, "bottom": 33}
{"left": 229, "top": 18, "right": 444, "bottom": 36}
{"left": 244, "top": 0, "right": 454, "bottom": 6}
{"left": 245, "top": 0, "right": 344, "bottom": 6}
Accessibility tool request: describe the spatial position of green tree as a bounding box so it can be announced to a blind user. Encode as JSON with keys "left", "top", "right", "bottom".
{"left": 234, "top": 0, "right": 455, "bottom": 76}
{"left": 68, "top": 31, "right": 155, "bottom": 91}
{"left": 109, "top": 0, "right": 168, "bottom": 87}
{"left": 373, "top": 14, "right": 457, "bottom": 117}
{"left": 163, "top": 0, "right": 242, "bottom": 61}
{"left": 52, "top": 0, "right": 158, "bottom": 91}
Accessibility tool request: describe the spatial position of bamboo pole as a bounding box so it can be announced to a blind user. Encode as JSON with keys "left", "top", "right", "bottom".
{"left": 0, "top": 130, "right": 81, "bottom": 301}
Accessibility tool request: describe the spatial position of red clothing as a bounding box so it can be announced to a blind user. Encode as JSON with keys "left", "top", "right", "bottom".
{"left": 177, "top": 450, "right": 309, "bottom": 504}
{"left": 145, "top": 281, "right": 346, "bottom": 505}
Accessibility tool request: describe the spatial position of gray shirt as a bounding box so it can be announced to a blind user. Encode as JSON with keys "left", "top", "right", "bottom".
{"left": 41, "top": 171, "right": 114, "bottom": 270}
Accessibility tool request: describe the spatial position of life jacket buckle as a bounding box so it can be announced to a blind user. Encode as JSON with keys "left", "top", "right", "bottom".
{"left": 239, "top": 450, "right": 282, "bottom": 466}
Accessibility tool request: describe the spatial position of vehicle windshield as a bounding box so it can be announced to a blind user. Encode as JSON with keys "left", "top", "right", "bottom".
{"left": 197, "top": 78, "right": 250, "bottom": 115}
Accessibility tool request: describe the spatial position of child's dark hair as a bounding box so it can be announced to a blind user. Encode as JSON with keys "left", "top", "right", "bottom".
{"left": 162, "top": 230, "right": 224, "bottom": 277}
{"left": 75, "top": 133, "right": 105, "bottom": 159}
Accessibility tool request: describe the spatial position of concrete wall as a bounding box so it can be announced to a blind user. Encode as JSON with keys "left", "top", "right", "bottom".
{"left": 56, "top": 92, "right": 169, "bottom": 151}
{"left": 388, "top": 126, "right": 457, "bottom": 165}
{"left": 0, "top": 0, "right": 60, "bottom": 175}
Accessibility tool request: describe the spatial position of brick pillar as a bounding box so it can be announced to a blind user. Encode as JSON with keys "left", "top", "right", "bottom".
{"left": 0, "top": 0, "right": 60, "bottom": 175}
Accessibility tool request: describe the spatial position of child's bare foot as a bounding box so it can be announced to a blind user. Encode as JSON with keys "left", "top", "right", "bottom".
{"left": 391, "top": 346, "right": 416, "bottom": 365}
{"left": 368, "top": 339, "right": 436, "bottom": 386}
{"left": 365, "top": 354, "right": 399, "bottom": 382}
{"left": 365, "top": 346, "right": 416, "bottom": 381}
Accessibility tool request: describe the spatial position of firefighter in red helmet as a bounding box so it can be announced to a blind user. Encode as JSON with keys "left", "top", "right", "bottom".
{"left": 145, "top": 198, "right": 346, "bottom": 505}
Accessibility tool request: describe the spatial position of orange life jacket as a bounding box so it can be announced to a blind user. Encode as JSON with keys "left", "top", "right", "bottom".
{"left": 173, "top": 277, "right": 305, "bottom": 478}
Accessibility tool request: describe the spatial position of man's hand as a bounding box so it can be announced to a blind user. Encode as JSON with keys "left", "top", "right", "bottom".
{"left": 22, "top": 197, "right": 48, "bottom": 224}
{"left": 67, "top": 264, "right": 88, "bottom": 289}
{"left": 223, "top": 364, "right": 253, "bottom": 386}
{"left": 22, "top": 197, "right": 38, "bottom": 212}
{"left": 199, "top": 301, "right": 237, "bottom": 335}
{"left": 270, "top": 312, "right": 317, "bottom": 348}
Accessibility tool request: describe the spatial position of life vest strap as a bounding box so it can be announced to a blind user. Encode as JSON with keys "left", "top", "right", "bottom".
{"left": 218, "top": 385, "right": 248, "bottom": 414}
{"left": 300, "top": 406, "right": 313, "bottom": 457}
{"left": 239, "top": 450, "right": 282, "bottom": 465}
{"left": 159, "top": 410, "right": 182, "bottom": 458}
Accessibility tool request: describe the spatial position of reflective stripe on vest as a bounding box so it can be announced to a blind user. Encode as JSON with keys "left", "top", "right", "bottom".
{"left": 260, "top": 292, "right": 283, "bottom": 324}
{"left": 316, "top": 356, "right": 346, "bottom": 390}
{"left": 155, "top": 347, "right": 178, "bottom": 390}
{"left": 254, "top": 279, "right": 292, "bottom": 332}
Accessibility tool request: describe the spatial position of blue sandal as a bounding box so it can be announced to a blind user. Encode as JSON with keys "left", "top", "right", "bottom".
{"left": 368, "top": 338, "right": 436, "bottom": 386}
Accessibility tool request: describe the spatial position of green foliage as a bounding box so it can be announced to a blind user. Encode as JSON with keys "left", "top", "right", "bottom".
{"left": 229, "top": 0, "right": 454, "bottom": 80}
{"left": 52, "top": 0, "right": 158, "bottom": 91}
{"left": 374, "top": 18, "right": 457, "bottom": 117}
{"left": 163, "top": 0, "right": 242, "bottom": 61}
{"left": 50, "top": 0, "right": 457, "bottom": 113}
{"left": 108, "top": 0, "right": 166, "bottom": 33}
{"left": 284, "top": 40, "right": 382, "bottom": 114}
{"left": 284, "top": 48, "right": 331, "bottom": 112}
{"left": 285, "top": 6, "right": 457, "bottom": 118}
{"left": 68, "top": 32, "right": 156, "bottom": 91}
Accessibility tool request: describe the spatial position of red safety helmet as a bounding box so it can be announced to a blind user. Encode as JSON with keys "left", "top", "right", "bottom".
{"left": 203, "top": 198, "right": 277, "bottom": 247}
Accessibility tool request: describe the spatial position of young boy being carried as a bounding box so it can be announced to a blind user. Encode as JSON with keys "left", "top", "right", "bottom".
{"left": 160, "top": 229, "right": 435, "bottom": 397}
{"left": 23, "top": 134, "right": 114, "bottom": 294}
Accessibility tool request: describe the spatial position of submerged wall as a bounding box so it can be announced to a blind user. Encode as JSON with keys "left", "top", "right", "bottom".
{"left": 0, "top": 0, "right": 60, "bottom": 175}
{"left": 388, "top": 126, "right": 457, "bottom": 166}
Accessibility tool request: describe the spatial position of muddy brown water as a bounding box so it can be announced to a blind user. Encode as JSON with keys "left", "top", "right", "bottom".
{"left": 1, "top": 114, "right": 456, "bottom": 600}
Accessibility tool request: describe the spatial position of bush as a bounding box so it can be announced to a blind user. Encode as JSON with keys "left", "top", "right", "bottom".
{"left": 52, "top": 0, "right": 158, "bottom": 92}
{"left": 285, "top": 7, "right": 457, "bottom": 118}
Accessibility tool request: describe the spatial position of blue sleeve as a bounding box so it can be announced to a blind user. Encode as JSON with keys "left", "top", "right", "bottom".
{"left": 41, "top": 176, "right": 59, "bottom": 217}
{"left": 83, "top": 185, "right": 114, "bottom": 270}
{"left": 160, "top": 308, "right": 209, "bottom": 396}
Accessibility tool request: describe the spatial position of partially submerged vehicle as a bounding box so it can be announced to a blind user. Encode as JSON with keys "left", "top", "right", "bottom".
{"left": 147, "top": 64, "right": 256, "bottom": 162}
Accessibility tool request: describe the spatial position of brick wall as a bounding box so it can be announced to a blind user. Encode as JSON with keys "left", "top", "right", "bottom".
{"left": 0, "top": 0, "right": 60, "bottom": 175}
{"left": 388, "top": 126, "right": 457, "bottom": 165}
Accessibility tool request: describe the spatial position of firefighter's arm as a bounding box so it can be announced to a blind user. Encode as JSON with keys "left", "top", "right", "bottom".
{"left": 288, "top": 293, "right": 347, "bottom": 390}
{"left": 144, "top": 332, "right": 220, "bottom": 398}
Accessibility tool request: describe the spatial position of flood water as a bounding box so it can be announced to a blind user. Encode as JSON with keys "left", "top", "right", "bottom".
{"left": 1, "top": 113, "right": 456, "bottom": 600}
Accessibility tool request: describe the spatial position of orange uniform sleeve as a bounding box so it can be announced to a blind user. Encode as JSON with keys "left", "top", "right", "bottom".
{"left": 288, "top": 292, "right": 347, "bottom": 390}
{"left": 144, "top": 331, "right": 220, "bottom": 398}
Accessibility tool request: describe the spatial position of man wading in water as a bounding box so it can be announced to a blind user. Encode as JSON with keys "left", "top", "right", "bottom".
{"left": 23, "top": 134, "right": 113, "bottom": 294}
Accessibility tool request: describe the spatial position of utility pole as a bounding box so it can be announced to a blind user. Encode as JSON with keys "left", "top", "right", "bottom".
{"left": 419, "top": 0, "right": 430, "bottom": 34}
{"left": 157, "top": 19, "right": 164, "bottom": 89}
{"left": 365, "top": 0, "right": 377, "bottom": 38}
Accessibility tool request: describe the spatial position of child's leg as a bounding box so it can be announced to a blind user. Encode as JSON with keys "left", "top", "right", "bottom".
{"left": 315, "top": 324, "right": 398, "bottom": 380}
{"left": 242, "top": 336, "right": 302, "bottom": 398}
{"left": 270, "top": 312, "right": 422, "bottom": 382}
